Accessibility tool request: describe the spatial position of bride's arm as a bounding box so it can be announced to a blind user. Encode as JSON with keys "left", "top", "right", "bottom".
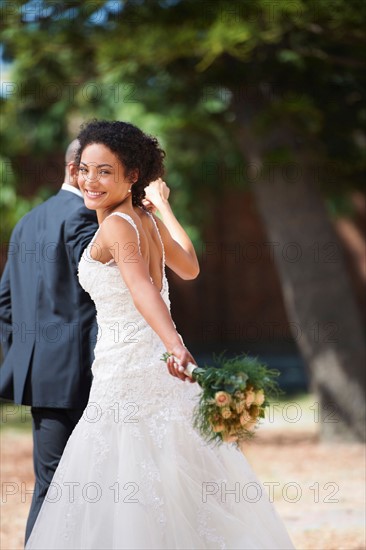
{"left": 100, "top": 216, "right": 196, "bottom": 381}
{"left": 144, "top": 179, "right": 200, "bottom": 280}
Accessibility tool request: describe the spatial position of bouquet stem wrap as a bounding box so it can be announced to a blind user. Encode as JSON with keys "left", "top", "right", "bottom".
{"left": 181, "top": 361, "right": 197, "bottom": 378}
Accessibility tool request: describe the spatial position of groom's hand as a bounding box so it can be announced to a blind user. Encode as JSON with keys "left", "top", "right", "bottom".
{"left": 166, "top": 344, "right": 196, "bottom": 383}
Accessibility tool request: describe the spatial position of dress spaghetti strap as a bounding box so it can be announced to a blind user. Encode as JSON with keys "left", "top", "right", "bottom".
{"left": 105, "top": 212, "right": 142, "bottom": 255}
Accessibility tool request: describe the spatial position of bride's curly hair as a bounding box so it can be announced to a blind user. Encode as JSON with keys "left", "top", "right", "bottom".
{"left": 76, "top": 120, "right": 166, "bottom": 206}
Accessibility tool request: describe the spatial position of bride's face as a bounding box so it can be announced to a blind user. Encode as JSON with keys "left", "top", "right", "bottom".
{"left": 78, "top": 143, "right": 134, "bottom": 210}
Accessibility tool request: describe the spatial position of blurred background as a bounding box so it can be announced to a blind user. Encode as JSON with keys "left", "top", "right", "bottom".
{"left": 1, "top": 1, "right": 365, "bottom": 548}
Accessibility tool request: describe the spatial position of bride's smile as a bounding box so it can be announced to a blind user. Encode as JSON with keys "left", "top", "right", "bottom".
{"left": 78, "top": 143, "right": 137, "bottom": 220}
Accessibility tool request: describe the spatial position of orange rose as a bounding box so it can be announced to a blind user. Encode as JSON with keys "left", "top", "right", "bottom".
{"left": 221, "top": 407, "right": 232, "bottom": 419}
{"left": 215, "top": 391, "right": 231, "bottom": 407}
{"left": 212, "top": 424, "right": 225, "bottom": 432}
{"left": 245, "top": 388, "right": 255, "bottom": 407}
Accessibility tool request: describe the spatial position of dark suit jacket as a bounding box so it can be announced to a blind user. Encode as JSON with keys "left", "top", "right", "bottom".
{"left": 0, "top": 189, "right": 98, "bottom": 408}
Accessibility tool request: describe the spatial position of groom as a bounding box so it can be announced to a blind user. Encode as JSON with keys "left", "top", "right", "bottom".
{"left": 0, "top": 141, "right": 98, "bottom": 543}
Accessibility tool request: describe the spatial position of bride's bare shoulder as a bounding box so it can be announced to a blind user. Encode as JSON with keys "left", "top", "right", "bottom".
{"left": 97, "top": 212, "right": 139, "bottom": 244}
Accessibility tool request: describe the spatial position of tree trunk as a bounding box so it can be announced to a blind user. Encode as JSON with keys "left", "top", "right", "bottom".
{"left": 233, "top": 96, "right": 366, "bottom": 442}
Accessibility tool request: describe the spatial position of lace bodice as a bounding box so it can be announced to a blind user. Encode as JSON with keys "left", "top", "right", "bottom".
{"left": 77, "top": 211, "right": 195, "bottom": 414}
{"left": 79, "top": 211, "right": 169, "bottom": 346}
{"left": 79, "top": 210, "right": 170, "bottom": 312}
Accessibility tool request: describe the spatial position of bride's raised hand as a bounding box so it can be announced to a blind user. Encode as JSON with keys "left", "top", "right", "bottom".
{"left": 142, "top": 180, "right": 199, "bottom": 281}
{"left": 143, "top": 178, "right": 170, "bottom": 212}
{"left": 166, "top": 343, "right": 197, "bottom": 383}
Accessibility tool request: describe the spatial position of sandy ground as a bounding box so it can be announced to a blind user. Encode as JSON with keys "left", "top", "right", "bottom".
{"left": 0, "top": 399, "right": 365, "bottom": 550}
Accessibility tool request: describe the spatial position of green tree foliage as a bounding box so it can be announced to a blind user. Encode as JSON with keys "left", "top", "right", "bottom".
{"left": 1, "top": 0, "right": 365, "bottom": 240}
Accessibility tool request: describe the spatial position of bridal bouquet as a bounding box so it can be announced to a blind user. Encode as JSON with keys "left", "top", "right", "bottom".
{"left": 162, "top": 353, "right": 282, "bottom": 447}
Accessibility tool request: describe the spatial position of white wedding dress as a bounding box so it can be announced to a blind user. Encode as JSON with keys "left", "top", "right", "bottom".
{"left": 26, "top": 212, "right": 295, "bottom": 549}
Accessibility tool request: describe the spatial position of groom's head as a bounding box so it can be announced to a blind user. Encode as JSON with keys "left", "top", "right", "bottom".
{"left": 64, "top": 139, "right": 80, "bottom": 188}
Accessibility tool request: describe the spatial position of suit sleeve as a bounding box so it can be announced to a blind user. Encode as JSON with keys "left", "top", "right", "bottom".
{"left": 64, "top": 206, "right": 99, "bottom": 267}
{"left": 0, "top": 262, "right": 13, "bottom": 357}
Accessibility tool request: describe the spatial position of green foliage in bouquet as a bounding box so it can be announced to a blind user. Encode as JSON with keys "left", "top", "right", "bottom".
{"left": 162, "top": 353, "right": 283, "bottom": 447}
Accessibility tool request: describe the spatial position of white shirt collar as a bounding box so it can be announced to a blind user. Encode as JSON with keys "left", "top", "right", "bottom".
{"left": 61, "top": 183, "right": 83, "bottom": 198}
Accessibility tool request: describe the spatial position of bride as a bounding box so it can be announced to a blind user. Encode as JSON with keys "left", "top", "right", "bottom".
{"left": 26, "top": 120, "right": 295, "bottom": 549}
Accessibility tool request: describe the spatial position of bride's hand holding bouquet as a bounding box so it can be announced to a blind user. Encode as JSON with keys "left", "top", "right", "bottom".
{"left": 166, "top": 342, "right": 197, "bottom": 383}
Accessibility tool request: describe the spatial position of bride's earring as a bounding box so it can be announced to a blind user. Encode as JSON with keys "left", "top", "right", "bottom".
{"left": 128, "top": 181, "right": 136, "bottom": 193}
